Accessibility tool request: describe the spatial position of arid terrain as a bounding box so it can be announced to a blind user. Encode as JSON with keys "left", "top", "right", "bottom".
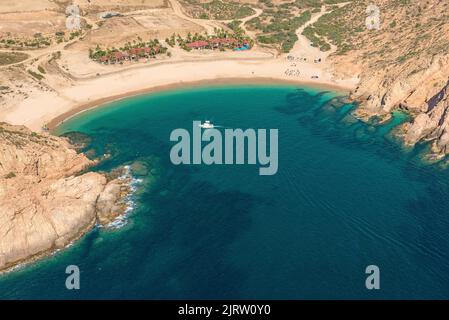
{"left": 0, "top": 0, "right": 359, "bottom": 125}
{"left": 1, "top": 0, "right": 449, "bottom": 271}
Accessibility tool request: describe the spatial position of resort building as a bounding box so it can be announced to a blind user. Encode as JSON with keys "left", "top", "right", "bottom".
{"left": 186, "top": 40, "right": 209, "bottom": 50}
{"left": 185, "top": 37, "right": 251, "bottom": 51}
{"left": 95, "top": 44, "right": 166, "bottom": 64}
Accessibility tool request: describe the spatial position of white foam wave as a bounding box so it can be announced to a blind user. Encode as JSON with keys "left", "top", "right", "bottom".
{"left": 102, "top": 166, "right": 142, "bottom": 230}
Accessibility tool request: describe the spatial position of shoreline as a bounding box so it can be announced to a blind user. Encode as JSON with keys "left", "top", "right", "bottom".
{"left": 49, "top": 77, "right": 352, "bottom": 132}
{"left": 1, "top": 37, "right": 359, "bottom": 133}
{"left": 0, "top": 218, "right": 97, "bottom": 275}
{"left": 0, "top": 165, "right": 135, "bottom": 275}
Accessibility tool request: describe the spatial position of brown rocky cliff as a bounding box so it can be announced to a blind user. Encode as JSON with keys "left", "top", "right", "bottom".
{"left": 0, "top": 123, "right": 125, "bottom": 272}
{"left": 349, "top": 55, "right": 449, "bottom": 118}
{"left": 402, "top": 80, "right": 449, "bottom": 158}
{"left": 322, "top": 0, "right": 449, "bottom": 158}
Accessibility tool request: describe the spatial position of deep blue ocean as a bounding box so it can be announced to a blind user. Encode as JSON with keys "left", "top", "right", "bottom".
{"left": 1, "top": 84, "right": 449, "bottom": 299}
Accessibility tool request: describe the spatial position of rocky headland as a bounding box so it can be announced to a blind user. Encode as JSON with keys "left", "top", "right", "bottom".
{"left": 0, "top": 122, "right": 129, "bottom": 272}
{"left": 317, "top": 0, "right": 449, "bottom": 160}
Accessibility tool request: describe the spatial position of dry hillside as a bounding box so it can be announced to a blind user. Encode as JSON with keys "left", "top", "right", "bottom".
{"left": 304, "top": 0, "right": 449, "bottom": 158}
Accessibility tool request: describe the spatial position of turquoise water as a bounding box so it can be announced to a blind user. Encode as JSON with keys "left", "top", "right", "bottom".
{"left": 1, "top": 84, "right": 449, "bottom": 299}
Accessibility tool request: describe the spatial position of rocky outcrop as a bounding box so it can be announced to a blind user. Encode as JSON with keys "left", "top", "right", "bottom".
{"left": 96, "top": 179, "right": 129, "bottom": 225}
{"left": 402, "top": 81, "right": 449, "bottom": 158}
{"left": 321, "top": 0, "right": 449, "bottom": 159}
{"left": 350, "top": 55, "right": 449, "bottom": 117}
{"left": 0, "top": 123, "right": 127, "bottom": 272}
{"left": 346, "top": 54, "right": 449, "bottom": 158}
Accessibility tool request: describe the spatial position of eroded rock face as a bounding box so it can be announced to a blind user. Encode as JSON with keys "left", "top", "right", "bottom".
{"left": 0, "top": 123, "right": 125, "bottom": 271}
{"left": 350, "top": 56, "right": 449, "bottom": 116}
{"left": 345, "top": 54, "right": 449, "bottom": 158}
{"left": 325, "top": 0, "right": 449, "bottom": 158}
{"left": 96, "top": 179, "right": 128, "bottom": 225}
{"left": 401, "top": 80, "right": 449, "bottom": 158}
{"left": 403, "top": 113, "right": 432, "bottom": 145}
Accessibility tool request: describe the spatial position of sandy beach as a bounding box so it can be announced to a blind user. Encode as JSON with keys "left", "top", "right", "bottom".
{"left": 1, "top": 56, "right": 359, "bottom": 132}
{"left": 4, "top": 0, "right": 449, "bottom": 299}
{"left": 0, "top": 0, "right": 359, "bottom": 132}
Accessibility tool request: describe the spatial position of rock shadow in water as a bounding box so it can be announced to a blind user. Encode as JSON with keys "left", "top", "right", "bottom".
{"left": 63, "top": 126, "right": 259, "bottom": 299}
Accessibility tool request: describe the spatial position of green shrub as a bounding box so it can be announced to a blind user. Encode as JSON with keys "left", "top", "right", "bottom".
{"left": 4, "top": 172, "right": 16, "bottom": 179}
{"left": 27, "top": 70, "right": 44, "bottom": 80}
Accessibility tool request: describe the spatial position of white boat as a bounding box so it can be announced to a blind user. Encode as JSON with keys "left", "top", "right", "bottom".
{"left": 199, "top": 120, "right": 214, "bottom": 129}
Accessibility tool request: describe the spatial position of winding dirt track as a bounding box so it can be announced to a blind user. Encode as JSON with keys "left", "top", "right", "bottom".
{"left": 290, "top": 2, "right": 352, "bottom": 61}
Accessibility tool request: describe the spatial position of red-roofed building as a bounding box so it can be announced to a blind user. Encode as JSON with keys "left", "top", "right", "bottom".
{"left": 128, "top": 48, "right": 138, "bottom": 59}
{"left": 208, "top": 38, "right": 223, "bottom": 49}
{"left": 186, "top": 40, "right": 209, "bottom": 50}
{"left": 207, "top": 37, "right": 244, "bottom": 49}
{"left": 226, "top": 38, "right": 239, "bottom": 45}
{"left": 122, "top": 51, "right": 130, "bottom": 60}
{"left": 114, "top": 52, "right": 123, "bottom": 60}
{"left": 94, "top": 44, "right": 165, "bottom": 65}
{"left": 99, "top": 56, "right": 109, "bottom": 64}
